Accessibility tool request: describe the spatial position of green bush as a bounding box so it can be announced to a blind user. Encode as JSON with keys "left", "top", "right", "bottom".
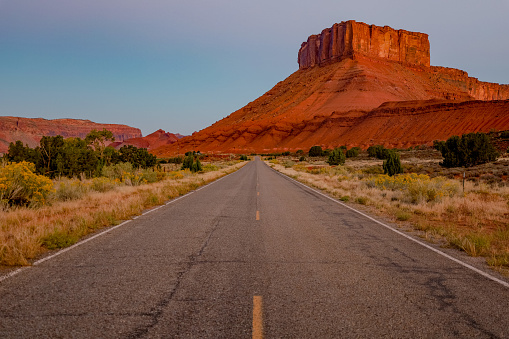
{"left": 240, "top": 155, "right": 248, "bottom": 161}
{"left": 367, "top": 145, "right": 390, "bottom": 159}
{"left": 327, "top": 148, "right": 346, "bottom": 166}
{"left": 181, "top": 155, "right": 202, "bottom": 173}
{"left": 309, "top": 146, "right": 323, "bottom": 157}
{"left": 117, "top": 145, "right": 157, "bottom": 169}
{"left": 383, "top": 151, "right": 403, "bottom": 176}
{"left": 438, "top": 132, "right": 498, "bottom": 168}
{"left": 167, "top": 156, "right": 184, "bottom": 164}
{"left": 346, "top": 147, "right": 361, "bottom": 158}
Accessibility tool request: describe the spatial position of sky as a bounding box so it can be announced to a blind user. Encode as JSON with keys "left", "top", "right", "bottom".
{"left": 1, "top": 0, "right": 508, "bottom": 136}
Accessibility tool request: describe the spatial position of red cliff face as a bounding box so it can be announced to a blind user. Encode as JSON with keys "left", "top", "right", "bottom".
{"left": 0, "top": 117, "right": 142, "bottom": 153}
{"left": 298, "top": 20, "right": 430, "bottom": 69}
{"left": 431, "top": 66, "right": 509, "bottom": 100}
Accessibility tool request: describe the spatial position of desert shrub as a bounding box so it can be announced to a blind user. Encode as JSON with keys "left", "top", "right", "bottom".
{"left": 309, "top": 146, "right": 323, "bottom": 157}
{"left": 438, "top": 132, "right": 498, "bottom": 168}
{"left": 0, "top": 161, "right": 54, "bottom": 207}
{"left": 327, "top": 148, "right": 346, "bottom": 166}
{"left": 138, "top": 169, "right": 159, "bottom": 184}
{"left": 363, "top": 166, "right": 384, "bottom": 175}
{"left": 167, "top": 156, "right": 184, "bottom": 164}
{"left": 396, "top": 211, "right": 412, "bottom": 221}
{"left": 356, "top": 196, "right": 368, "bottom": 205}
{"left": 240, "top": 155, "right": 248, "bottom": 161}
{"left": 102, "top": 162, "right": 133, "bottom": 181}
{"left": 282, "top": 151, "right": 291, "bottom": 156}
{"left": 346, "top": 147, "right": 361, "bottom": 158}
{"left": 367, "top": 145, "right": 390, "bottom": 159}
{"left": 368, "top": 173, "right": 459, "bottom": 203}
{"left": 383, "top": 151, "right": 403, "bottom": 176}
{"left": 51, "top": 178, "right": 89, "bottom": 201}
{"left": 191, "top": 159, "right": 202, "bottom": 172}
{"left": 299, "top": 156, "right": 306, "bottom": 162}
{"left": 101, "top": 162, "right": 156, "bottom": 185}
{"left": 283, "top": 160, "right": 295, "bottom": 168}
{"left": 202, "top": 164, "right": 219, "bottom": 172}
{"left": 90, "top": 177, "right": 117, "bottom": 192}
{"left": 296, "top": 150, "right": 304, "bottom": 155}
{"left": 181, "top": 154, "right": 202, "bottom": 173}
{"left": 117, "top": 145, "right": 157, "bottom": 169}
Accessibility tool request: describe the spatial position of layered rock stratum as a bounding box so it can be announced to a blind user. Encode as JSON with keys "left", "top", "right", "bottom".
{"left": 0, "top": 117, "right": 141, "bottom": 153}
{"left": 153, "top": 20, "right": 509, "bottom": 156}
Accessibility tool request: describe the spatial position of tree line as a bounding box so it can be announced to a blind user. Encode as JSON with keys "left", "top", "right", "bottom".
{"left": 3, "top": 129, "right": 157, "bottom": 178}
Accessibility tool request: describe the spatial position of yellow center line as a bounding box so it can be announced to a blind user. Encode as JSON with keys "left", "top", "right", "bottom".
{"left": 253, "top": 296, "right": 263, "bottom": 339}
{"left": 256, "top": 211, "right": 260, "bottom": 220}
{"left": 257, "top": 192, "right": 260, "bottom": 196}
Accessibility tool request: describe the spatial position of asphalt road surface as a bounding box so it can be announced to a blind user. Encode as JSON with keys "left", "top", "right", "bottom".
{"left": 1, "top": 158, "right": 508, "bottom": 338}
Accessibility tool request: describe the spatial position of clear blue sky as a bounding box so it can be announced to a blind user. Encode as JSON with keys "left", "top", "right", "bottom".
{"left": 1, "top": 0, "right": 508, "bottom": 136}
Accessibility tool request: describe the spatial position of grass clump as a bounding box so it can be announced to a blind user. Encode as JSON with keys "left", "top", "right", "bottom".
{"left": 355, "top": 196, "right": 368, "bottom": 205}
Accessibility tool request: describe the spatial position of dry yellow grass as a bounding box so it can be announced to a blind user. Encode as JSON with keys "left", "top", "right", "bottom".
{"left": 269, "top": 161, "right": 509, "bottom": 271}
{"left": 0, "top": 162, "right": 246, "bottom": 266}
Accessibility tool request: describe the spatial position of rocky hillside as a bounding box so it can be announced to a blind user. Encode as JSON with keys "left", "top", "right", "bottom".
{"left": 0, "top": 117, "right": 141, "bottom": 153}
{"left": 152, "top": 20, "right": 509, "bottom": 155}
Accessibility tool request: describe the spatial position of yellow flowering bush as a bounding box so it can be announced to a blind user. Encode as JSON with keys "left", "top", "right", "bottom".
{"left": 368, "top": 173, "right": 459, "bottom": 203}
{"left": 167, "top": 171, "right": 184, "bottom": 180}
{"left": 0, "top": 161, "right": 54, "bottom": 207}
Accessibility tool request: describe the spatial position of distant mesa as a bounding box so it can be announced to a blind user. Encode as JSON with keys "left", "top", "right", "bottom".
{"left": 110, "top": 129, "right": 185, "bottom": 150}
{"left": 0, "top": 116, "right": 186, "bottom": 154}
{"left": 152, "top": 20, "right": 509, "bottom": 156}
{"left": 0, "top": 116, "right": 141, "bottom": 154}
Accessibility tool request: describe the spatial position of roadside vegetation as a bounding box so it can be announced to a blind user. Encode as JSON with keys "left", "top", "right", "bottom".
{"left": 0, "top": 130, "right": 248, "bottom": 266}
{"left": 266, "top": 131, "right": 509, "bottom": 272}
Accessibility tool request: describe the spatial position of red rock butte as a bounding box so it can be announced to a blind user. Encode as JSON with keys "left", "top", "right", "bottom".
{"left": 298, "top": 20, "right": 430, "bottom": 69}
{"left": 153, "top": 20, "right": 509, "bottom": 156}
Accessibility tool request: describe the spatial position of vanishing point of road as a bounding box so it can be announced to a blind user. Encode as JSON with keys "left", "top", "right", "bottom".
{"left": 1, "top": 158, "right": 508, "bottom": 338}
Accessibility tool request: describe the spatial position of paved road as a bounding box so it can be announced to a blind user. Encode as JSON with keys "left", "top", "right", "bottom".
{"left": 1, "top": 158, "right": 508, "bottom": 338}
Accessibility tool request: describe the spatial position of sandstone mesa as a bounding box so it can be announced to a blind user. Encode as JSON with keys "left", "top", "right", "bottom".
{"left": 0, "top": 117, "right": 142, "bottom": 154}
{"left": 153, "top": 20, "right": 509, "bottom": 156}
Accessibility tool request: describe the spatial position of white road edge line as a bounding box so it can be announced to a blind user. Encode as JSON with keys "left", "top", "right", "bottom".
{"left": 0, "top": 167, "right": 242, "bottom": 283}
{"left": 271, "top": 166, "right": 509, "bottom": 289}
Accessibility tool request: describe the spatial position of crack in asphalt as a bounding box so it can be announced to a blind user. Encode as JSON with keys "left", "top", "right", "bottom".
{"left": 126, "top": 218, "right": 221, "bottom": 339}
